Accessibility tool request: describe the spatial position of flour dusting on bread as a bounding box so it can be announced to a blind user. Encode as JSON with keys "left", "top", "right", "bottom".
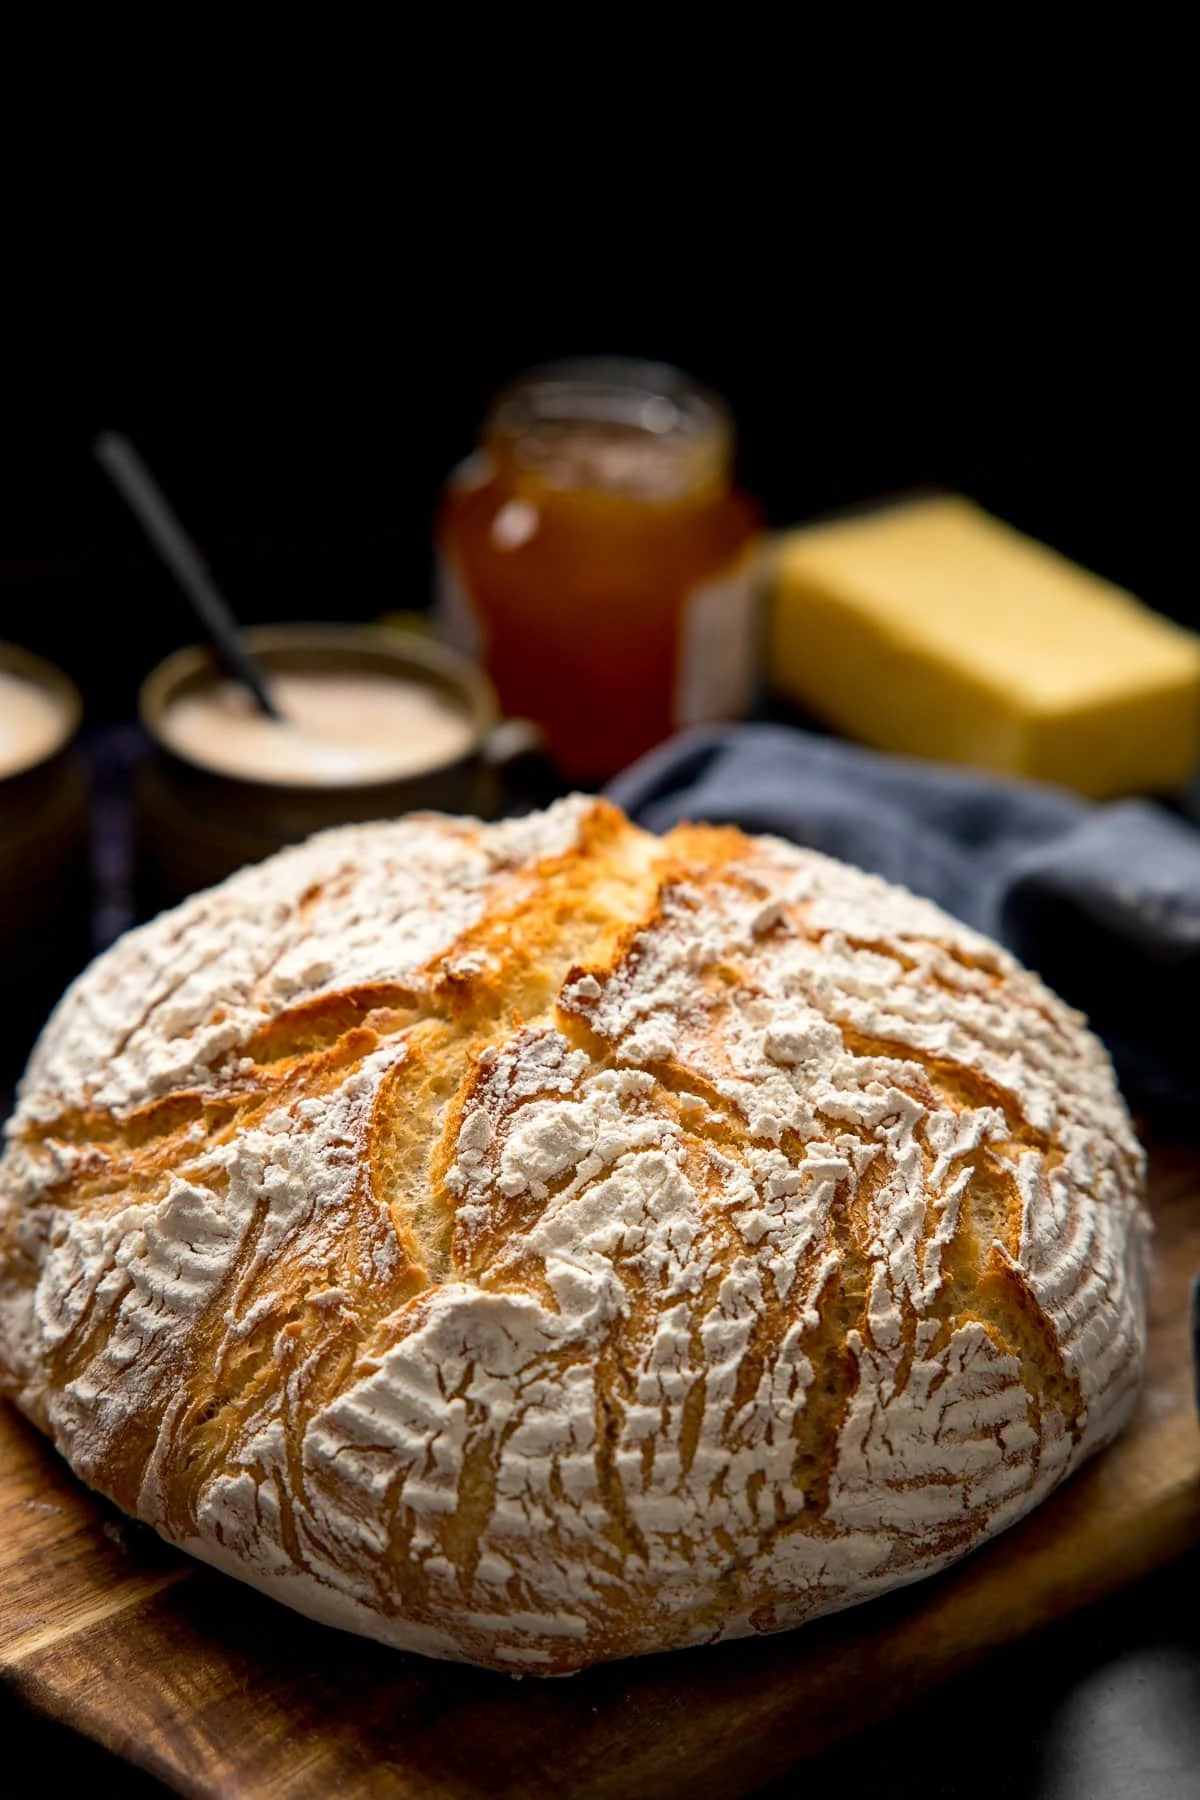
{"left": 0, "top": 797, "right": 1149, "bottom": 1672}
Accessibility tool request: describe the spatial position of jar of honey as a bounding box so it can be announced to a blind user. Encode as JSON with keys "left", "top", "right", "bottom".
{"left": 436, "top": 359, "right": 762, "bottom": 784}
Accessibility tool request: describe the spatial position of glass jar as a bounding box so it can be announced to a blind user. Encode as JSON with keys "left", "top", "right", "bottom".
{"left": 436, "top": 358, "right": 762, "bottom": 784}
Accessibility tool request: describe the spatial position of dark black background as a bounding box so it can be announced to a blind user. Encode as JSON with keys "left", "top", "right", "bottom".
{"left": 0, "top": 249, "right": 1188, "bottom": 722}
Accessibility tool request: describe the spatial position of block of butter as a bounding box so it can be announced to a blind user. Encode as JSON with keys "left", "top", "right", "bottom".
{"left": 770, "top": 495, "right": 1200, "bottom": 798}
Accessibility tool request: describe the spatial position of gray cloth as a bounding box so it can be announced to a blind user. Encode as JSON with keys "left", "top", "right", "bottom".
{"left": 607, "top": 724, "right": 1200, "bottom": 1124}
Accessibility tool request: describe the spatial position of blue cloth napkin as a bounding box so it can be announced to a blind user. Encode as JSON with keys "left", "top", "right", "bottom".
{"left": 608, "top": 724, "right": 1200, "bottom": 1124}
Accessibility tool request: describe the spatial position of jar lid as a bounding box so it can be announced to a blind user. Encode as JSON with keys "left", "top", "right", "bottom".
{"left": 487, "top": 358, "right": 732, "bottom": 501}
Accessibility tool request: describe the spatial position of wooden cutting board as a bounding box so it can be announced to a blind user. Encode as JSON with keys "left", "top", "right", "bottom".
{"left": 2, "top": 1143, "right": 1198, "bottom": 1800}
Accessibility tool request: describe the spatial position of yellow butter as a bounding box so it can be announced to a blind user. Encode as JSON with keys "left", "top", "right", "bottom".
{"left": 769, "top": 495, "right": 1200, "bottom": 799}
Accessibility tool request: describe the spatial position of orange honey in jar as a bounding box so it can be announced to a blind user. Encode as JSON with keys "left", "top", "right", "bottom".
{"left": 436, "top": 359, "right": 762, "bottom": 784}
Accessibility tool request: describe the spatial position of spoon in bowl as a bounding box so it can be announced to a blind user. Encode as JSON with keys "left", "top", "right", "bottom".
{"left": 94, "top": 432, "right": 281, "bottom": 719}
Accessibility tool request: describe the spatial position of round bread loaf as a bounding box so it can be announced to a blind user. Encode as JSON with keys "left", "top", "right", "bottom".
{"left": 0, "top": 797, "right": 1149, "bottom": 1673}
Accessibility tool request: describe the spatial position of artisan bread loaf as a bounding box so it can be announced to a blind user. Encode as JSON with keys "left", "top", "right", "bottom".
{"left": 0, "top": 797, "right": 1149, "bottom": 1674}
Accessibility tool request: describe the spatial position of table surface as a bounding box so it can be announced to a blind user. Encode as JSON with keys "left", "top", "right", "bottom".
{"left": 1, "top": 1547, "right": 1197, "bottom": 1800}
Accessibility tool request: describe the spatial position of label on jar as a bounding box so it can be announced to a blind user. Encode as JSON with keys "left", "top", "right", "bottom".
{"left": 434, "top": 552, "right": 487, "bottom": 661}
{"left": 673, "top": 548, "right": 761, "bottom": 728}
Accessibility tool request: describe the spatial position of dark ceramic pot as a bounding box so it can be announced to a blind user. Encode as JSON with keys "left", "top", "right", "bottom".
{"left": 136, "top": 624, "right": 540, "bottom": 914}
{"left": 0, "top": 643, "right": 90, "bottom": 1077}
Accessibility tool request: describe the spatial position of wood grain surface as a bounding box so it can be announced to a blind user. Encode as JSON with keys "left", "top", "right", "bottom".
{"left": 2, "top": 1144, "right": 1198, "bottom": 1800}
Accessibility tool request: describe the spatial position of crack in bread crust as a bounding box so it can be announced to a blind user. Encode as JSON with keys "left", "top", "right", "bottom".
{"left": 0, "top": 797, "right": 1150, "bottom": 1673}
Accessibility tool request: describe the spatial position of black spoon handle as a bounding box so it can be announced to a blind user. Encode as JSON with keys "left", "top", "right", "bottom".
{"left": 94, "top": 432, "right": 280, "bottom": 719}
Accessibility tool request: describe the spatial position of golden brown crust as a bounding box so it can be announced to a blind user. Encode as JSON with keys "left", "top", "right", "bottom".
{"left": 0, "top": 797, "right": 1149, "bottom": 1672}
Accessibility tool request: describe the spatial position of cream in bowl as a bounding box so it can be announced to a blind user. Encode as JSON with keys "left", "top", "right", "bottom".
{"left": 0, "top": 667, "right": 73, "bottom": 781}
{"left": 158, "top": 669, "right": 477, "bottom": 787}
